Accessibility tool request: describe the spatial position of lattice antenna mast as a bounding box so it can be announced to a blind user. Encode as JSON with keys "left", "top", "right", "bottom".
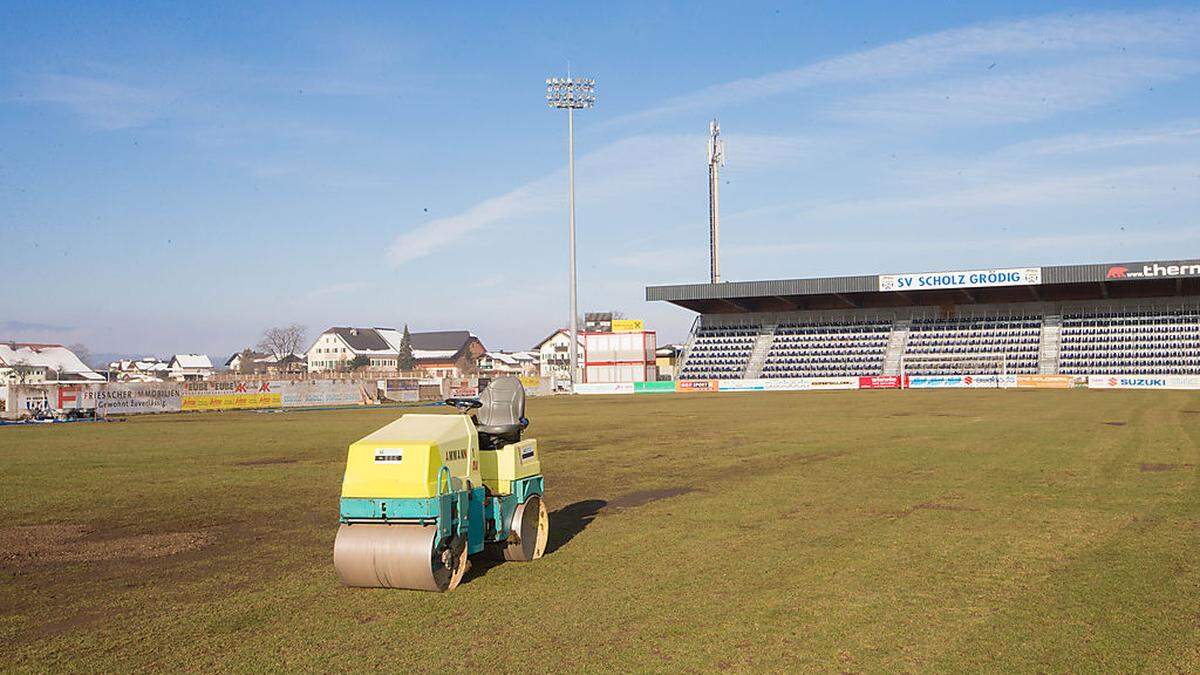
{"left": 707, "top": 119, "right": 725, "bottom": 284}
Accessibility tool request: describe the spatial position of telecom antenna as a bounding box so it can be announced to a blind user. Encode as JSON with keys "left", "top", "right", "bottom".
{"left": 707, "top": 119, "right": 725, "bottom": 284}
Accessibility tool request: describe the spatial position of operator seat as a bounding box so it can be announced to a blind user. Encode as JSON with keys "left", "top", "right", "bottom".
{"left": 475, "top": 377, "right": 528, "bottom": 448}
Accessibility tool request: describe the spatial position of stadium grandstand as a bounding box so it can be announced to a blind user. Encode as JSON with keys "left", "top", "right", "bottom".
{"left": 647, "top": 259, "right": 1200, "bottom": 381}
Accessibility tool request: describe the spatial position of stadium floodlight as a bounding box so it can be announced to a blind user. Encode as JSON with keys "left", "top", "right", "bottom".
{"left": 546, "top": 74, "right": 596, "bottom": 390}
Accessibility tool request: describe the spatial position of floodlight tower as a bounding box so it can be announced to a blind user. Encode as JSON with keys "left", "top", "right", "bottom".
{"left": 546, "top": 74, "right": 595, "bottom": 389}
{"left": 707, "top": 119, "right": 725, "bottom": 284}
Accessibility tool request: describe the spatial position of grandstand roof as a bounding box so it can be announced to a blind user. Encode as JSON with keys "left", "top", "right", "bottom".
{"left": 647, "top": 258, "right": 1200, "bottom": 313}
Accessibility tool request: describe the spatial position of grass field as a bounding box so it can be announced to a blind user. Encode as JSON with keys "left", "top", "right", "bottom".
{"left": 2, "top": 390, "right": 1199, "bottom": 671}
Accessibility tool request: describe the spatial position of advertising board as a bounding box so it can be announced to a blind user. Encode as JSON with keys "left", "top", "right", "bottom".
{"left": 907, "top": 374, "right": 1017, "bottom": 388}
{"left": 573, "top": 382, "right": 635, "bottom": 395}
{"left": 1104, "top": 261, "right": 1200, "bottom": 281}
{"left": 94, "top": 383, "right": 183, "bottom": 415}
{"left": 806, "top": 377, "right": 860, "bottom": 390}
{"left": 1087, "top": 375, "right": 1200, "bottom": 390}
{"left": 634, "top": 381, "right": 675, "bottom": 393}
{"left": 611, "top": 319, "right": 645, "bottom": 332}
{"left": 859, "top": 376, "right": 901, "bottom": 389}
{"left": 675, "top": 380, "right": 718, "bottom": 392}
{"left": 879, "top": 267, "right": 1041, "bottom": 292}
{"left": 1015, "top": 374, "right": 1075, "bottom": 389}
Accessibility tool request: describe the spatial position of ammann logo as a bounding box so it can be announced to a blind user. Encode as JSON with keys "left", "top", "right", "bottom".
{"left": 1107, "top": 262, "right": 1200, "bottom": 279}
{"left": 443, "top": 448, "right": 467, "bottom": 462}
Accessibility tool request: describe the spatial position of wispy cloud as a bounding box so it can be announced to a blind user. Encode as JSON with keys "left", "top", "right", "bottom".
{"left": 834, "top": 56, "right": 1198, "bottom": 126}
{"left": 304, "top": 281, "right": 372, "bottom": 300}
{"left": 386, "top": 132, "right": 815, "bottom": 265}
{"left": 604, "top": 8, "right": 1200, "bottom": 128}
{"left": 996, "top": 119, "right": 1200, "bottom": 157}
{"left": 16, "top": 73, "right": 169, "bottom": 130}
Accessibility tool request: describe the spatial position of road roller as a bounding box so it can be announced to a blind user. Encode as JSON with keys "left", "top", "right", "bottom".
{"left": 334, "top": 377, "right": 548, "bottom": 591}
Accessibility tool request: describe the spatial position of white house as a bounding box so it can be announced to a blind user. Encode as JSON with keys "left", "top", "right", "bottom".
{"left": 0, "top": 343, "right": 104, "bottom": 384}
{"left": 306, "top": 327, "right": 486, "bottom": 376}
{"left": 533, "top": 329, "right": 584, "bottom": 382}
{"left": 168, "top": 354, "right": 214, "bottom": 381}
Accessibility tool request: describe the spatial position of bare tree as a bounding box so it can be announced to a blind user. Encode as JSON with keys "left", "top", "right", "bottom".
{"left": 257, "top": 324, "right": 307, "bottom": 361}
{"left": 237, "top": 348, "right": 259, "bottom": 375}
{"left": 68, "top": 343, "right": 93, "bottom": 368}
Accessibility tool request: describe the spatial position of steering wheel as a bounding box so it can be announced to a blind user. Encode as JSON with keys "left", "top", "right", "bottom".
{"left": 444, "top": 397, "right": 482, "bottom": 412}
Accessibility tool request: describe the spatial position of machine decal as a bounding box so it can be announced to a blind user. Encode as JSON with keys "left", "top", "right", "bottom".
{"left": 520, "top": 446, "right": 535, "bottom": 463}
{"left": 374, "top": 448, "right": 404, "bottom": 463}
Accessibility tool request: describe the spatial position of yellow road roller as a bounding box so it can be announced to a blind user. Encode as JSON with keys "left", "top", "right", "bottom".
{"left": 334, "top": 377, "right": 548, "bottom": 591}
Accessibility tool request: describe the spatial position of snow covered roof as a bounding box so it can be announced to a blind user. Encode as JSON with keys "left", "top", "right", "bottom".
{"left": 170, "top": 354, "right": 213, "bottom": 370}
{"left": 486, "top": 352, "right": 520, "bottom": 366}
{"left": 0, "top": 343, "right": 103, "bottom": 380}
{"left": 412, "top": 349, "right": 458, "bottom": 360}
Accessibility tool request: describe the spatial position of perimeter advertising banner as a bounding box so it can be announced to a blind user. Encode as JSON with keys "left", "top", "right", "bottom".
{"left": 879, "top": 267, "right": 1041, "bottom": 292}
{"left": 1015, "top": 374, "right": 1077, "bottom": 389}
{"left": 675, "top": 380, "right": 718, "bottom": 392}
{"left": 907, "top": 374, "right": 1018, "bottom": 388}
{"left": 1087, "top": 375, "right": 1200, "bottom": 390}
{"left": 859, "top": 376, "right": 902, "bottom": 389}
{"left": 574, "top": 382, "right": 635, "bottom": 395}
{"left": 93, "top": 383, "right": 182, "bottom": 414}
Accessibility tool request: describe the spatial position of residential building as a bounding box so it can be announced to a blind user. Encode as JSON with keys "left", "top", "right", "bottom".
{"left": 479, "top": 351, "right": 540, "bottom": 377}
{"left": 225, "top": 350, "right": 307, "bottom": 375}
{"left": 108, "top": 358, "right": 170, "bottom": 382}
{"left": 533, "top": 329, "right": 584, "bottom": 382}
{"left": 306, "top": 327, "right": 485, "bottom": 377}
{"left": 0, "top": 343, "right": 104, "bottom": 384}
{"left": 168, "top": 354, "right": 214, "bottom": 381}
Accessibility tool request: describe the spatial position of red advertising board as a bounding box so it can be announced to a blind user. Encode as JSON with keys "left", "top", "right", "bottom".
{"left": 859, "top": 376, "right": 901, "bottom": 389}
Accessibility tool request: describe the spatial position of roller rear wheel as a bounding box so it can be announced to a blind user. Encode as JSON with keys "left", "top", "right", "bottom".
{"left": 504, "top": 494, "right": 549, "bottom": 562}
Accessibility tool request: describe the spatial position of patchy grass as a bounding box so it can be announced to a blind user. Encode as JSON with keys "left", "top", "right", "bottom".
{"left": 1, "top": 390, "right": 1198, "bottom": 671}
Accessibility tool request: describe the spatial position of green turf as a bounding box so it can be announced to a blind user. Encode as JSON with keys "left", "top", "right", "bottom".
{"left": 1, "top": 391, "right": 1198, "bottom": 671}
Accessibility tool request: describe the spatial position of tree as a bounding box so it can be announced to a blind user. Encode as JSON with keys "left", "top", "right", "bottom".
{"left": 68, "top": 343, "right": 93, "bottom": 368}
{"left": 257, "top": 324, "right": 307, "bottom": 360}
{"left": 237, "top": 348, "right": 259, "bottom": 374}
{"left": 397, "top": 324, "right": 416, "bottom": 373}
{"left": 349, "top": 354, "right": 370, "bottom": 370}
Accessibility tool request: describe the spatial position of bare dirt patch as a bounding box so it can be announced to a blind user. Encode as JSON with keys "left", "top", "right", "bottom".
{"left": 1139, "top": 462, "right": 1195, "bottom": 472}
{"left": 607, "top": 486, "right": 695, "bottom": 510}
{"left": 1179, "top": 410, "right": 1200, "bottom": 415}
{"left": 1, "top": 523, "right": 215, "bottom": 564}
{"left": 231, "top": 457, "right": 297, "bottom": 466}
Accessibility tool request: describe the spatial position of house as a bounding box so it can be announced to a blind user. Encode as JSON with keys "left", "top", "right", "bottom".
{"left": 225, "top": 350, "right": 307, "bottom": 375}
{"left": 480, "top": 351, "right": 540, "bottom": 377}
{"left": 0, "top": 343, "right": 104, "bottom": 384}
{"left": 306, "top": 327, "right": 486, "bottom": 377}
{"left": 109, "top": 358, "right": 170, "bottom": 382}
{"left": 533, "top": 329, "right": 584, "bottom": 382}
{"left": 410, "top": 330, "right": 486, "bottom": 378}
{"left": 654, "top": 344, "right": 683, "bottom": 380}
{"left": 224, "top": 350, "right": 269, "bottom": 372}
{"left": 168, "top": 354, "right": 214, "bottom": 381}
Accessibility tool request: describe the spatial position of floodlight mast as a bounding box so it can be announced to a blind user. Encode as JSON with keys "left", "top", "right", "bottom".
{"left": 545, "top": 75, "right": 595, "bottom": 390}
{"left": 707, "top": 119, "right": 725, "bottom": 284}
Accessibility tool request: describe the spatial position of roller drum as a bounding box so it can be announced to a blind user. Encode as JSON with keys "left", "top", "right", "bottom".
{"left": 504, "top": 494, "right": 549, "bottom": 562}
{"left": 334, "top": 523, "right": 467, "bottom": 592}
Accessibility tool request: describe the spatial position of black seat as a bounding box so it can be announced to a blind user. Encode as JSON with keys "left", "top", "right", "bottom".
{"left": 475, "top": 377, "right": 528, "bottom": 447}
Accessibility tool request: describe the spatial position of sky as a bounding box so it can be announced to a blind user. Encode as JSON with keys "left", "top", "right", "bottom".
{"left": 2, "top": 1, "right": 1198, "bottom": 359}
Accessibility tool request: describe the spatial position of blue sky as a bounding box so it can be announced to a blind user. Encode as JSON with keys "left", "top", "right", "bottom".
{"left": 2, "top": 2, "right": 1198, "bottom": 358}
